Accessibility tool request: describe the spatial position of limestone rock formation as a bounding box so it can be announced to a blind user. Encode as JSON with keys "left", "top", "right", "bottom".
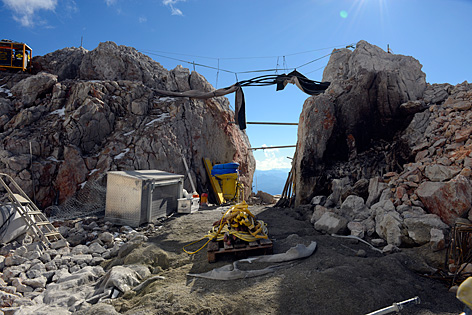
{"left": 0, "top": 41, "right": 255, "bottom": 209}
{"left": 301, "top": 40, "right": 472, "bottom": 249}
{"left": 295, "top": 40, "right": 427, "bottom": 205}
{"left": 32, "top": 47, "right": 88, "bottom": 81}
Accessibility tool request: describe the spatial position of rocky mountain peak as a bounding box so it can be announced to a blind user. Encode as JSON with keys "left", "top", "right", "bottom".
{"left": 295, "top": 40, "right": 472, "bottom": 250}
{"left": 0, "top": 41, "right": 254, "bottom": 209}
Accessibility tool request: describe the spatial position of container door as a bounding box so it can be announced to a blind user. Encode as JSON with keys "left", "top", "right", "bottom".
{"left": 150, "top": 180, "right": 180, "bottom": 220}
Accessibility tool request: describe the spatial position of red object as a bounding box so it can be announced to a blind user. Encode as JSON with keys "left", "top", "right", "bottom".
{"left": 201, "top": 193, "right": 208, "bottom": 204}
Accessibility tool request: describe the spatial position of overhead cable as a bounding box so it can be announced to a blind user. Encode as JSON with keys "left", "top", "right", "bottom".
{"left": 140, "top": 43, "right": 354, "bottom": 77}
{"left": 140, "top": 43, "right": 352, "bottom": 61}
{"left": 141, "top": 51, "right": 236, "bottom": 74}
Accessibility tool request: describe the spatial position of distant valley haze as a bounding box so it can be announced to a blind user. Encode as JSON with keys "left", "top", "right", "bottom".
{"left": 253, "top": 168, "right": 290, "bottom": 195}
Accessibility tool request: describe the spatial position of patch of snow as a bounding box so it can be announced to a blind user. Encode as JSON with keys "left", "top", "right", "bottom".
{"left": 0, "top": 84, "right": 12, "bottom": 97}
{"left": 123, "top": 130, "right": 135, "bottom": 136}
{"left": 159, "top": 97, "right": 176, "bottom": 102}
{"left": 145, "top": 113, "right": 170, "bottom": 126}
{"left": 49, "top": 107, "right": 66, "bottom": 117}
{"left": 88, "top": 168, "right": 99, "bottom": 176}
{"left": 79, "top": 181, "right": 87, "bottom": 189}
{"left": 114, "top": 148, "right": 130, "bottom": 160}
{"left": 47, "top": 156, "right": 61, "bottom": 162}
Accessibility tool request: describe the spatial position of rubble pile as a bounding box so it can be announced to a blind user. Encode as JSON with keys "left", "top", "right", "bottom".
{"left": 299, "top": 41, "right": 472, "bottom": 251}
{"left": 0, "top": 217, "right": 164, "bottom": 314}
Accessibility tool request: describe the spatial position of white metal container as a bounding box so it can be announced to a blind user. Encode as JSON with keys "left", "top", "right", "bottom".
{"left": 105, "top": 170, "right": 183, "bottom": 227}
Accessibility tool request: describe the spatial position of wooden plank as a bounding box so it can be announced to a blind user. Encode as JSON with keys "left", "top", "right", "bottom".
{"left": 208, "top": 241, "right": 219, "bottom": 252}
{"left": 203, "top": 158, "right": 225, "bottom": 205}
{"left": 207, "top": 251, "right": 216, "bottom": 263}
{"left": 207, "top": 239, "right": 273, "bottom": 263}
{"left": 259, "top": 238, "right": 272, "bottom": 245}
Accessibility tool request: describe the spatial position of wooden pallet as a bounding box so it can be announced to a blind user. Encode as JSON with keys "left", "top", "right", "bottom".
{"left": 207, "top": 238, "right": 273, "bottom": 263}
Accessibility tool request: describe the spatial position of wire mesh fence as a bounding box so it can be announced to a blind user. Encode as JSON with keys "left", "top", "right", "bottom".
{"left": 46, "top": 181, "right": 106, "bottom": 220}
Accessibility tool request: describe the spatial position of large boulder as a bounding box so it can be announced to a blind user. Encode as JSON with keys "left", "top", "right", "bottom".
{"left": 295, "top": 40, "right": 426, "bottom": 204}
{"left": 79, "top": 41, "right": 169, "bottom": 90}
{"left": 11, "top": 72, "right": 57, "bottom": 106}
{"left": 372, "top": 200, "right": 405, "bottom": 246}
{"left": 338, "top": 195, "right": 370, "bottom": 221}
{"left": 32, "top": 47, "right": 88, "bottom": 81}
{"left": 417, "top": 175, "right": 472, "bottom": 225}
{"left": 403, "top": 214, "right": 448, "bottom": 245}
{"left": 314, "top": 212, "right": 348, "bottom": 235}
{"left": 424, "top": 164, "right": 460, "bottom": 182}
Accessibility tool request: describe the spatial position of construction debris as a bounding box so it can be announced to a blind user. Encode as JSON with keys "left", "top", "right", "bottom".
{"left": 188, "top": 241, "right": 317, "bottom": 280}
{"left": 446, "top": 223, "right": 472, "bottom": 286}
{"left": 365, "top": 296, "right": 420, "bottom": 315}
{"left": 0, "top": 173, "right": 64, "bottom": 247}
{"left": 183, "top": 202, "right": 269, "bottom": 261}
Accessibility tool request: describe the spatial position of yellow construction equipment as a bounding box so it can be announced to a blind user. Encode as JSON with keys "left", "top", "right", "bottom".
{"left": 203, "top": 158, "right": 225, "bottom": 205}
{"left": 215, "top": 173, "right": 239, "bottom": 201}
{"left": 183, "top": 201, "right": 268, "bottom": 255}
{"left": 0, "top": 39, "right": 32, "bottom": 72}
{"left": 203, "top": 158, "right": 243, "bottom": 205}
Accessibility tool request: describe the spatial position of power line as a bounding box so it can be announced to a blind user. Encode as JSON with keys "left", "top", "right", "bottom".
{"left": 139, "top": 43, "right": 352, "bottom": 61}
{"left": 142, "top": 51, "right": 237, "bottom": 74}
{"left": 305, "top": 65, "right": 326, "bottom": 75}
{"left": 140, "top": 43, "right": 354, "bottom": 78}
{"left": 295, "top": 52, "right": 332, "bottom": 69}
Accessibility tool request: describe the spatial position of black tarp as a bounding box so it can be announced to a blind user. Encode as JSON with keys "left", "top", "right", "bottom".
{"left": 153, "top": 71, "right": 330, "bottom": 130}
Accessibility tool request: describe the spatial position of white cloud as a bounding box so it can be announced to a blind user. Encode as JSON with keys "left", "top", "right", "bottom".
{"left": 255, "top": 145, "right": 293, "bottom": 171}
{"left": 2, "top": 0, "right": 57, "bottom": 27}
{"left": 104, "top": 0, "right": 117, "bottom": 6}
{"left": 66, "top": 0, "right": 78, "bottom": 13}
{"left": 162, "top": 0, "right": 185, "bottom": 16}
{"left": 170, "top": 7, "right": 182, "bottom": 15}
{"left": 138, "top": 16, "right": 147, "bottom": 23}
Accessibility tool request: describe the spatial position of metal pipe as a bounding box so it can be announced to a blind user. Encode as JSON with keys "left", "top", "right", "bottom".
{"left": 247, "top": 122, "right": 298, "bottom": 125}
{"left": 249, "top": 145, "right": 296, "bottom": 151}
{"left": 366, "top": 297, "right": 420, "bottom": 315}
{"left": 182, "top": 155, "right": 197, "bottom": 193}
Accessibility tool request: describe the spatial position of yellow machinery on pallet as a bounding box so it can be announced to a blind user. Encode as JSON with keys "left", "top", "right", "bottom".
{"left": 0, "top": 39, "right": 32, "bottom": 72}
{"left": 203, "top": 158, "right": 243, "bottom": 205}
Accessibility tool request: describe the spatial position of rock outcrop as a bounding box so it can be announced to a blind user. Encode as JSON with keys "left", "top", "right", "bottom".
{"left": 0, "top": 41, "right": 255, "bottom": 209}
{"left": 298, "top": 40, "right": 472, "bottom": 250}
{"left": 295, "top": 40, "right": 427, "bottom": 205}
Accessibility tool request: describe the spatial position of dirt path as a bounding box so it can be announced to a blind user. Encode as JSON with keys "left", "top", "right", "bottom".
{"left": 111, "top": 205, "right": 463, "bottom": 315}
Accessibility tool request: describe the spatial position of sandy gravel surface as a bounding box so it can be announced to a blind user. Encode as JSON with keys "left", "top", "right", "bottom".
{"left": 109, "top": 205, "right": 463, "bottom": 315}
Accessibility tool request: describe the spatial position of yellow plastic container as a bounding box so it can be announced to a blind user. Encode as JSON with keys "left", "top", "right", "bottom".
{"left": 458, "top": 277, "right": 472, "bottom": 309}
{"left": 215, "top": 173, "right": 239, "bottom": 201}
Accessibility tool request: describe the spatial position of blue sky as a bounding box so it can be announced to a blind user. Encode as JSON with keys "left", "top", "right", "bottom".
{"left": 2, "top": 0, "right": 472, "bottom": 172}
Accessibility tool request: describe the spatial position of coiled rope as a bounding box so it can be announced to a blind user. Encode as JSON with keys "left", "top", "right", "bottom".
{"left": 183, "top": 201, "right": 268, "bottom": 255}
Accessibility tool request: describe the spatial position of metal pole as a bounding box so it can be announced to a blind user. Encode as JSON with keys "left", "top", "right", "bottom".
{"left": 366, "top": 297, "right": 420, "bottom": 315}
{"left": 29, "top": 142, "right": 36, "bottom": 203}
{"left": 249, "top": 145, "right": 296, "bottom": 151}
{"left": 182, "top": 155, "right": 197, "bottom": 193}
{"left": 247, "top": 122, "right": 298, "bottom": 126}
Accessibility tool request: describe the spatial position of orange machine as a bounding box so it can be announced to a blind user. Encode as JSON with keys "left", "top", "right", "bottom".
{"left": 0, "top": 39, "right": 32, "bottom": 72}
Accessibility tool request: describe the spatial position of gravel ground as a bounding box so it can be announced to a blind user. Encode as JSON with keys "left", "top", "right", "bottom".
{"left": 109, "top": 205, "right": 463, "bottom": 315}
